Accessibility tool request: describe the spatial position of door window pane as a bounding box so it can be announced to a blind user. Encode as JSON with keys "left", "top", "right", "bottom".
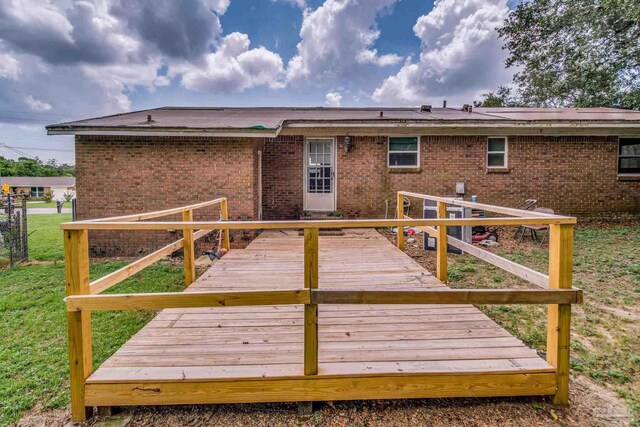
{"left": 307, "top": 139, "right": 334, "bottom": 194}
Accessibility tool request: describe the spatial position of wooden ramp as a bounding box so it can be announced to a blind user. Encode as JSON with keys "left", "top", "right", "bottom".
{"left": 85, "top": 229, "right": 556, "bottom": 406}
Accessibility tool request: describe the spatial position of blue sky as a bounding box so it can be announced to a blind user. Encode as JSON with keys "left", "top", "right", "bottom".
{"left": 0, "top": 0, "right": 515, "bottom": 164}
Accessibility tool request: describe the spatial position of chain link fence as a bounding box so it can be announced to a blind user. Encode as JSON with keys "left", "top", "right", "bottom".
{"left": 0, "top": 195, "right": 28, "bottom": 267}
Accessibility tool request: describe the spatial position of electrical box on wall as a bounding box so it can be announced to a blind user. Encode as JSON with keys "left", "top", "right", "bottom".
{"left": 455, "top": 182, "right": 465, "bottom": 195}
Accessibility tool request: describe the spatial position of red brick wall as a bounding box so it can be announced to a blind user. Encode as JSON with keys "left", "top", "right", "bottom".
{"left": 259, "top": 135, "right": 639, "bottom": 219}
{"left": 76, "top": 135, "right": 259, "bottom": 257}
{"left": 76, "top": 133, "right": 639, "bottom": 256}
{"left": 261, "top": 135, "right": 304, "bottom": 219}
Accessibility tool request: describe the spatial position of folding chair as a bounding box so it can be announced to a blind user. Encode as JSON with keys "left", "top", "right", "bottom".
{"left": 517, "top": 207, "right": 555, "bottom": 245}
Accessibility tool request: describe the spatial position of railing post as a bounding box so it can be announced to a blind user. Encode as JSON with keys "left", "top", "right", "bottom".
{"left": 546, "top": 223, "right": 574, "bottom": 405}
{"left": 220, "top": 198, "right": 230, "bottom": 251}
{"left": 396, "top": 193, "right": 405, "bottom": 251}
{"left": 436, "top": 201, "right": 448, "bottom": 282}
{"left": 304, "top": 228, "right": 318, "bottom": 376}
{"left": 182, "top": 209, "right": 196, "bottom": 287}
{"left": 64, "top": 229, "right": 92, "bottom": 423}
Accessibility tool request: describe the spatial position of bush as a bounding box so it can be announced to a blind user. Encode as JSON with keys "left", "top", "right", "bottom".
{"left": 42, "top": 191, "right": 54, "bottom": 203}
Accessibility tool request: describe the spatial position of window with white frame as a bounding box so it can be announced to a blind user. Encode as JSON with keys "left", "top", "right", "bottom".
{"left": 487, "top": 137, "right": 508, "bottom": 168}
{"left": 30, "top": 187, "right": 45, "bottom": 197}
{"left": 618, "top": 138, "right": 640, "bottom": 175}
{"left": 388, "top": 137, "right": 419, "bottom": 167}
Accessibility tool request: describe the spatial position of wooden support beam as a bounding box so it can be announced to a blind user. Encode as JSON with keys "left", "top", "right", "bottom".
{"left": 64, "top": 229, "right": 92, "bottom": 423}
{"left": 436, "top": 201, "right": 448, "bottom": 282}
{"left": 67, "top": 290, "right": 309, "bottom": 312}
{"left": 298, "top": 401, "right": 314, "bottom": 418}
{"left": 311, "top": 289, "right": 582, "bottom": 305}
{"left": 447, "top": 236, "right": 550, "bottom": 289}
{"left": 90, "top": 238, "right": 184, "bottom": 294}
{"left": 220, "top": 198, "right": 231, "bottom": 251}
{"left": 546, "top": 224, "right": 574, "bottom": 405}
{"left": 89, "top": 229, "right": 213, "bottom": 295}
{"left": 396, "top": 193, "right": 405, "bottom": 251}
{"left": 84, "top": 372, "right": 557, "bottom": 406}
{"left": 182, "top": 210, "right": 196, "bottom": 287}
{"left": 304, "top": 228, "right": 319, "bottom": 376}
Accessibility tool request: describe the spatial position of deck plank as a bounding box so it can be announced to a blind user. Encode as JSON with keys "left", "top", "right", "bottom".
{"left": 89, "top": 229, "right": 553, "bottom": 396}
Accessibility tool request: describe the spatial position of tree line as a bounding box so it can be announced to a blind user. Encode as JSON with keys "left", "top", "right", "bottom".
{"left": 476, "top": 0, "right": 639, "bottom": 109}
{"left": 0, "top": 157, "right": 75, "bottom": 177}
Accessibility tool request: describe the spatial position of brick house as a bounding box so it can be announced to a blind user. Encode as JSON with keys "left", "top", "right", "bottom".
{"left": 47, "top": 106, "right": 640, "bottom": 256}
{"left": 2, "top": 176, "right": 76, "bottom": 200}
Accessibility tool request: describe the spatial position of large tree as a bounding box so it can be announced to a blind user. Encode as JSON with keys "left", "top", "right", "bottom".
{"left": 0, "top": 157, "right": 75, "bottom": 177}
{"left": 498, "top": 0, "right": 640, "bottom": 109}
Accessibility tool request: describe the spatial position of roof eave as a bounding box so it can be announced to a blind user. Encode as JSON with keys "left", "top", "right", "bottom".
{"left": 46, "top": 126, "right": 280, "bottom": 138}
{"left": 46, "top": 119, "right": 640, "bottom": 138}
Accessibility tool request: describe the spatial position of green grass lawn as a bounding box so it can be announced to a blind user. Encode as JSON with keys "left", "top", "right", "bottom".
{"left": 0, "top": 215, "right": 183, "bottom": 426}
{"left": 439, "top": 225, "right": 640, "bottom": 424}
{"left": 27, "top": 201, "right": 72, "bottom": 208}
{"left": 27, "top": 214, "right": 72, "bottom": 261}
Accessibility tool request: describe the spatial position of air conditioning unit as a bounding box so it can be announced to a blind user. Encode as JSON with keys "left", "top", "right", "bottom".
{"left": 423, "top": 198, "right": 472, "bottom": 254}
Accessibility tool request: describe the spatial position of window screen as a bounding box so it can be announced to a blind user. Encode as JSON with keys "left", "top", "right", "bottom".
{"left": 487, "top": 137, "right": 507, "bottom": 168}
{"left": 388, "top": 137, "right": 418, "bottom": 167}
{"left": 619, "top": 138, "right": 640, "bottom": 174}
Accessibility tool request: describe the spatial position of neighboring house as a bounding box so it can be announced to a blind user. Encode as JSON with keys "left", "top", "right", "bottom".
{"left": 1, "top": 176, "right": 76, "bottom": 201}
{"left": 47, "top": 106, "right": 640, "bottom": 256}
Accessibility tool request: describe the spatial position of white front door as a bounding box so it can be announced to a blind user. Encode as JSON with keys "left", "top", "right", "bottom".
{"left": 304, "top": 138, "right": 336, "bottom": 211}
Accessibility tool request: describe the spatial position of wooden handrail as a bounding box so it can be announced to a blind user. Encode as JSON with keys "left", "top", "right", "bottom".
{"left": 67, "top": 289, "right": 309, "bottom": 311}
{"left": 397, "top": 191, "right": 576, "bottom": 406}
{"left": 447, "top": 236, "right": 550, "bottom": 288}
{"left": 63, "top": 193, "right": 578, "bottom": 422}
{"left": 89, "top": 228, "right": 215, "bottom": 294}
{"left": 311, "top": 289, "right": 582, "bottom": 305}
{"left": 66, "top": 288, "right": 582, "bottom": 312}
{"left": 90, "top": 197, "right": 227, "bottom": 222}
{"left": 60, "top": 216, "right": 576, "bottom": 231}
{"left": 398, "top": 191, "right": 558, "bottom": 218}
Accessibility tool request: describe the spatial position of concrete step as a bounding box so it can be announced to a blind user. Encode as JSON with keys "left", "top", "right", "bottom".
{"left": 300, "top": 211, "right": 344, "bottom": 221}
{"left": 300, "top": 211, "right": 345, "bottom": 235}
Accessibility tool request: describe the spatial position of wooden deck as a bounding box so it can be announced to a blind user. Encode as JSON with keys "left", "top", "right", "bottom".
{"left": 85, "top": 229, "right": 556, "bottom": 407}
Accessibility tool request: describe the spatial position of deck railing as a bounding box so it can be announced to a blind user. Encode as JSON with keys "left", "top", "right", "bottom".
{"left": 62, "top": 193, "right": 581, "bottom": 422}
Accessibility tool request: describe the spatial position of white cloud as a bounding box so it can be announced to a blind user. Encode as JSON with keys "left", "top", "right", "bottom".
{"left": 176, "top": 32, "right": 285, "bottom": 93}
{"left": 24, "top": 95, "right": 52, "bottom": 111}
{"left": 81, "top": 57, "right": 167, "bottom": 110}
{"left": 356, "top": 49, "right": 402, "bottom": 67}
{"left": 203, "top": 0, "right": 231, "bottom": 14}
{"left": 0, "top": 51, "right": 20, "bottom": 80}
{"left": 372, "top": 0, "right": 512, "bottom": 106}
{"left": 154, "top": 75, "right": 171, "bottom": 87}
{"left": 273, "top": 0, "right": 306, "bottom": 8}
{"left": 0, "top": 0, "right": 290, "bottom": 122}
{"left": 325, "top": 91, "right": 342, "bottom": 106}
{"left": 287, "top": 0, "right": 402, "bottom": 83}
